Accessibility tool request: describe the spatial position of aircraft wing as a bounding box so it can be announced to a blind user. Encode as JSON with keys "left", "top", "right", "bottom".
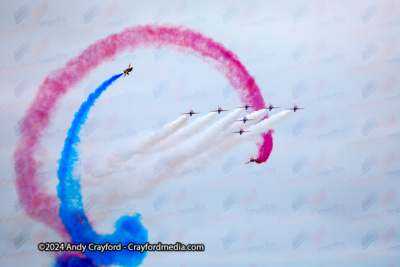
{"left": 244, "top": 161, "right": 251, "bottom": 164}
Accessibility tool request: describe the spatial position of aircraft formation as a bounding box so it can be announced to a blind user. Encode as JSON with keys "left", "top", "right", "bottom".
{"left": 123, "top": 64, "right": 305, "bottom": 164}
{"left": 181, "top": 103, "right": 305, "bottom": 165}
{"left": 182, "top": 104, "right": 304, "bottom": 119}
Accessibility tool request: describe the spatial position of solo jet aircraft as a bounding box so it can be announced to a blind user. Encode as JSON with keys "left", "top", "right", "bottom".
{"left": 237, "top": 116, "right": 255, "bottom": 123}
{"left": 268, "top": 103, "right": 280, "bottom": 111}
{"left": 245, "top": 157, "right": 259, "bottom": 164}
{"left": 211, "top": 106, "right": 229, "bottom": 114}
{"left": 238, "top": 103, "right": 254, "bottom": 110}
{"left": 183, "top": 109, "right": 200, "bottom": 117}
{"left": 286, "top": 104, "right": 305, "bottom": 112}
{"left": 233, "top": 128, "right": 250, "bottom": 135}
{"left": 123, "top": 63, "right": 133, "bottom": 78}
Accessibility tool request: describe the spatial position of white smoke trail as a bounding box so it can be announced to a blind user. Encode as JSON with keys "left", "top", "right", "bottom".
{"left": 93, "top": 109, "right": 242, "bottom": 176}
{"left": 86, "top": 110, "right": 292, "bottom": 201}
{"left": 92, "top": 115, "right": 189, "bottom": 176}
{"left": 227, "top": 108, "right": 269, "bottom": 135}
{"left": 89, "top": 109, "right": 242, "bottom": 194}
{"left": 246, "top": 110, "right": 292, "bottom": 138}
{"left": 175, "top": 110, "right": 292, "bottom": 170}
{"left": 147, "top": 112, "right": 218, "bottom": 153}
{"left": 167, "top": 108, "right": 244, "bottom": 164}
{"left": 212, "top": 110, "right": 292, "bottom": 150}
{"left": 238, "top": 109, "right": 269, "bottom": 128}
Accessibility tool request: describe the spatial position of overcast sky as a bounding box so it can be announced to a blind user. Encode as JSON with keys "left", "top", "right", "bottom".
{"left": 0, "top": 0, "right": 399, "bottom": 266}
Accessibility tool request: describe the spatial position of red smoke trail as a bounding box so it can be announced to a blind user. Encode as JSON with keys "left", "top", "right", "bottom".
{"left": 13, "top": 25, "right": 272, "bottom": 236}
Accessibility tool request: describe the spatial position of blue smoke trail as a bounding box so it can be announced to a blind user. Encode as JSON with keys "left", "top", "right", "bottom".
{"left": 57, "top": 73, "right": 148, "bottom": 266}
{"left": 55, "top": 254, "right": 97, "bottom": 267}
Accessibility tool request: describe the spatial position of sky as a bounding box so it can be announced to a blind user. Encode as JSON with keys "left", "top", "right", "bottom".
{"left": 0, "top": 0, "right": 399, "bottom": 266}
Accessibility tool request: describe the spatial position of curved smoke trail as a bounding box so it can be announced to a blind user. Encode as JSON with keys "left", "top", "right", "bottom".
{"left": 57, "top": 74, "right": 148, "bottom": 266}
{"left": 13, "top": 25, "right": 271, "bottom": 263}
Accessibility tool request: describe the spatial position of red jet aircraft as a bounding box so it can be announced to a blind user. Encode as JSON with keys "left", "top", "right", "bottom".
{"left": 268, "top": 103, "right": 280, "bottom": 111}
{"left": 233, "top": 128, "right": 250, "bottom": 135}
{"left": 123, "top": 63, "right": 133, "bottom": 78}
{"left": 211, "top": 106, "right": 229, "bottom": 114}
{"left": 183, "top": 109, "right": 200, "bottom": 117}
{"left": 238, "top": 103, "right": 254, "bottom": 110}
{"left": 245, "top": 157, "right": 259, "bottom": 164}
{"left": 237, "top": 116, "right": 255, "bottom": 123}
{"left": 286, "top": 104, "right": 305, "bottom": 112}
